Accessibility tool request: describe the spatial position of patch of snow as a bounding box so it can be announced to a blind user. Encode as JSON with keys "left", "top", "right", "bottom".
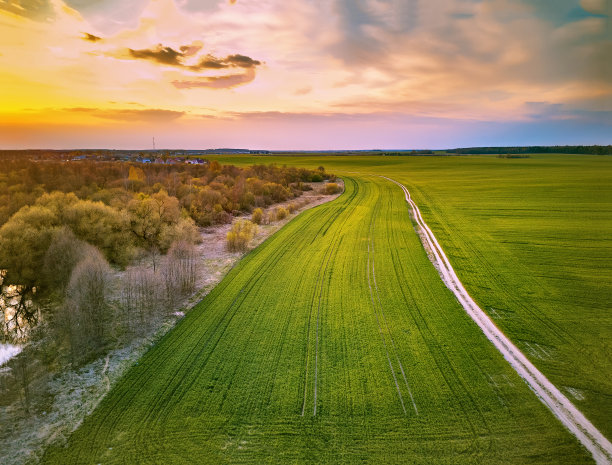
{"left": 0, "top": 343, "right": 21, "bottom": 366}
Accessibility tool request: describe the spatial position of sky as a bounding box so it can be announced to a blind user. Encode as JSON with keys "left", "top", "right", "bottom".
{"left": 0, "top": 0, "right": 610, "bottom": 150}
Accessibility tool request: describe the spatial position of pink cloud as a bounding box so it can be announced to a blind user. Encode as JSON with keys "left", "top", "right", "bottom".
{"left": 172, "top": 68, "right": 256, "bottom": 89}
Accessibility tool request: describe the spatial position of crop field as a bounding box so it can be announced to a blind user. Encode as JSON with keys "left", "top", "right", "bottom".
{"left": 43, "top": 174, "right": 592, "bottom": 464}
{"left": 387, "top": 155, "right": 612, "bottom": 440}
{"left": 209, "top": 153, "right": 612, "bottom": 439}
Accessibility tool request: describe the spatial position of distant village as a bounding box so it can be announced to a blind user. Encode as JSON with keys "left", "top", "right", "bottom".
{"left": 70, "top": 152, "right": 210, "bottom": 165}
{"left": 0, "top": 149, "right": 271, "bottom": 163}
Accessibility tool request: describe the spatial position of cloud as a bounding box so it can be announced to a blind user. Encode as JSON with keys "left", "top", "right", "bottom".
{"left": 0, "top": 0, "right": 54, "bottom": 21}
{"left": 193, "top": 55, "right": 227, "bottom": 69}
{"left": 64, "top": 107, "right": 185, "bottom": 121}
{"left": 190, "top": 52, "right": 261, "bottom": 70}
{"left": 119, "top": 39, "right": 262, "bottom": 89}
{"left": 1, "top": 0, "right": 609, "bottom": 147}
{"left": 294, "top": 86, "right": 312, "bottom": 96}
{"left": 82, "top": 32, "right": 102, "bottom": 42}
{"left": 179, "top": 41, "right": 203, "bottom": 57}
{"left": 523, "top": 101, "right": 564, "bottom": 119}
{"left": 128, "top": 44, "right": 184, "bottom": 66}
{"left": 172, "top": 69, "right": 255, "bottom": 89}
{"left": 124, "top": 43, "right": 260, "bottom": 71}
{"left": 580, "top": 0, "right": 611, "bottom": 15}
{"left": 224, "top": 54, "right": 261, "bottom": 68}
{"left": 64, "top": 0, "right": 149, "bottom": 35}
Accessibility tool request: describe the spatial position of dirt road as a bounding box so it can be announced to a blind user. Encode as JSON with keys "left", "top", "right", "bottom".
{"left": 383, "top": 175, "right": 612, "bottom": 465}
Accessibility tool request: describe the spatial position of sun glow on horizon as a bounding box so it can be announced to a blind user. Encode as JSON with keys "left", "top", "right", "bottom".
{"left": 0, "top": 0, "right": 610, "bottom": 149}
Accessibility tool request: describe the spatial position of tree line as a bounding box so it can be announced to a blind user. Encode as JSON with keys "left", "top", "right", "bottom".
{"left": 446, "top": 145, "right": 612, "bottom": 155}
{"left": 0, "top": 158, "right": 332, "bottom": 227}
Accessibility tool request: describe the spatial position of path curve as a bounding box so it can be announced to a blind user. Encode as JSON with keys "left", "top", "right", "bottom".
{"left": 382, "top": 175, "right": 612, "bottom": 465}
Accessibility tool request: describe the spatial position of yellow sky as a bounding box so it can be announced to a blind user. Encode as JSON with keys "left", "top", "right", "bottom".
{"left": 0, "top": 0, "right": 610, "bottom": 148}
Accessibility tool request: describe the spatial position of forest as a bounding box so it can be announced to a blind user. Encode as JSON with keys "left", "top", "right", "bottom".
{"left": 0, "top": 156, "right": 331, "bottom": 349}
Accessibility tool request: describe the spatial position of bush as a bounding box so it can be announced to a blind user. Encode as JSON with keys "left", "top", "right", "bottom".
{"left": 226, "top": 220, "right": 258, "bottom": 252}
{"left": 261, "top": 211, "right": 271, "bottom": 225}
{"left": 251, "top": 208, "right": 264, "bottom": 225}
{"left": 311, "top": 174, "right": 323, "bottom": 182}
{"left": 275, "top": 207, "right": 288, "bottom": 221}
{"left": 287, "top": 203, "right": 297, "bottom": 214}
{"left": 325, "top": 182, "right": 341, "bottom": 195}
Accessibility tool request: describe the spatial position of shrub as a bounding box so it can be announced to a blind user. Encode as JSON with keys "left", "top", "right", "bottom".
{"left": 275, "top": 207, "right": 288, "bottom": 221}
{"left": 311, "top": 174, "right": 323, "bottom": 182}
{"left": 251, "top": 208, "right": 264, "bottom": 225}
{"left": 287, "top": 203, "right": 297, "bottom": 214}
{"left": 325, "top": 182, "right": 341, "bottom": 195}
{"left": 226, "top": 220, "right": 258, "bottom": 252}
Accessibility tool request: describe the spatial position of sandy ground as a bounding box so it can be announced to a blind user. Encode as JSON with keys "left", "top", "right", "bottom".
{"left": 0, "top": 181, "right": 343, "bottom": 465}
{"left": 382, "top": 175, "right": 612, "bottom": 465}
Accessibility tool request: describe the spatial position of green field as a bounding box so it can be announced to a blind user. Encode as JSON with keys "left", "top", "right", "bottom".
{"left": 43, "top": 174, "right": 593, "bottom": 464}
{"left": 209, "top": 153, "right": 612, "bottom": 439}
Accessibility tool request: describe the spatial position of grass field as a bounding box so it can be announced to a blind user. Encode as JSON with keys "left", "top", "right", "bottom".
{"left": 208, "top": 153, "right": 612, "bottom": 439}
{"left": 43, "top": 174, "right": 592, "bottom": 464}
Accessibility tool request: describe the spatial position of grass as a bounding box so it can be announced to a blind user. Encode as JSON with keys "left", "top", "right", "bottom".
{"left": 389, "top": 155, "right": 612, "bottom": 439}
{"left": 43, "top": 174, "right": 591, "bottom": 464}
{"left": 209, "top": 153, "right": 612, "bottom": 439}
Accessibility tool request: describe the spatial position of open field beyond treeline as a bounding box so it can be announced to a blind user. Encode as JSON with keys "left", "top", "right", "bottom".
{"left": 41, "top": 154, "right": 612, "bottom": 464}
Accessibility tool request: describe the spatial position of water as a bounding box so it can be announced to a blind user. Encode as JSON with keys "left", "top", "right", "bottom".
{"left": 0, "top": 343, "right": 22, "bottom": 366}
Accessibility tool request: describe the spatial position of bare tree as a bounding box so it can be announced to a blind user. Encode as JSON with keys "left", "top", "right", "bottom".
{"left": 163, "top": 241, "right": 197, "bottom": 306}
{"left": 64, "top": 249, "right": 111, "bottom": 365}
{"left": 14, "top": 349, "right": 32, "bottom": 414}
{"left": 121, "top": 268, "right": 163, "bottom": 338}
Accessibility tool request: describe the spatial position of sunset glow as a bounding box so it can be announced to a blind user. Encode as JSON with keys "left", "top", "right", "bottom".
{"left": 1, "top": 0, "right": 610, "bottom": 149}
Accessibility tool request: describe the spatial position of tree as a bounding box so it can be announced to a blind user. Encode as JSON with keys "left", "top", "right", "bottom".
{"left": 128, "top": 166, "right": 146, "bottom": 183}
{"left": 251, "top": 208, "right": 264, "bottom": 225}
{"left": 127, "top": 191, "right": 182, "bottom": 259}
{"left": 63, "top": 199, "right": 132, "bottom": 267}
{"left": 121, "top": 268, "right": 162, "bottom": 338}
{"left": 42, "top": 227, "right": 91, "bottom": 296}
{"left": 64, "top": 249, "right": 111, "bottom": 364}
{"left": 162, "top": 241, "right": 197, "bottom": 307}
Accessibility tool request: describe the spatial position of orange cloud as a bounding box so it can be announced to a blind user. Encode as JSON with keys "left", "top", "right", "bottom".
{"left": 172, "top": 69, "right": 256, "bottom": 89}
{"left": 64, "top": 107, "right": 185, "bottom": 121}
{"left": 82, "top": 32, "right": 102, "bottom": 42}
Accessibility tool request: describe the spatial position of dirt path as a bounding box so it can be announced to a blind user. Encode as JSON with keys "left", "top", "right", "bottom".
{"left": 382, "top": 175, "right": 612, "bottom": 465}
